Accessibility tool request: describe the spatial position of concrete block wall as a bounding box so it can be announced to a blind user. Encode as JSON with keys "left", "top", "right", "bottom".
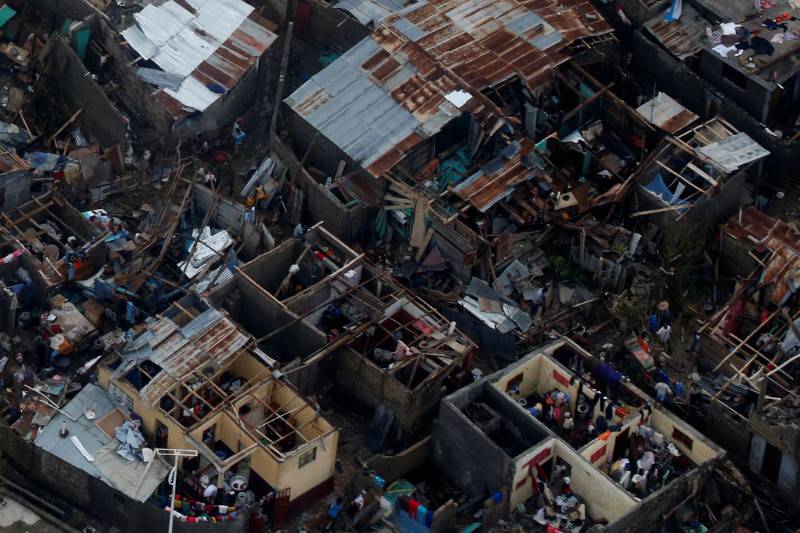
{"left": 334, "top": 346, "right": 439, "bottom": 435}
{"left": 0, "top": 171, "right": 31, "bottom": 211}
{"left": 0, "top": 427, "right": 249, "bottom": 533}
{"left": 272, "top": 136, "right": 373, "bottom": 244}
{"left": 42, "top": 37, "right": 126, "bottom": 149}
{"left": 431, "top": 385, "right": 514, "bottom": 499}
{"left": 368, "top": 436, "right": 432, "bottom": 483}
{"left": 99, "top": 21, "right": 174, "bottom": 146}
{"left": 698, "top": 51, "right": 773, "bottom": 123}
{"left": 605, "top": 462, "right": 720, "bottom": 533}
{"left": 631, "top": 30, "right": 800, "bottom": 181}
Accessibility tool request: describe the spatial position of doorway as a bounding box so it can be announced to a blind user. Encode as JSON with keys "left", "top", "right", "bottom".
{"left": 761, "top": 441, "right": 782, "bottom": 484}
{"left": 612, "top": 427, "right": 631, "bottom": 462}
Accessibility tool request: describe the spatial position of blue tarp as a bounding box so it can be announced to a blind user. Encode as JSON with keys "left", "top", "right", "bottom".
{"left": 0, "top": 5, "right": 16, "bottom": 28}
{"left": 439, "top": 147, "right": 471, "bottom": 186}
{"left": 643, "top": 171, "right": 690, "bottom": 214}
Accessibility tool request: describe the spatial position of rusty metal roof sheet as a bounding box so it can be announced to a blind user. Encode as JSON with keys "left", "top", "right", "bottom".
{"left": 721, "top": 208, "right": 800, "bottom": 306}
{"left": 123, "top": 306, "right": 250, "bottom": 406}
{"left": 287, "top": 0, "right": 610, "bottom": 176}
{"left": 644, "top": 4, "right": 708, "bottom": 60}
{"left": 452, "top": 139, "right": 539, "bottom": 211}
{"left": 636, "top": 92, "right": 698, "bottom": 134}
{"left": 722, "top": 207, "right": 800, "bottom": 256}
{"left": 123, "top": 1, "right": 277, "bottom": 119}
{"left": 334, "top": 0, "right": 410, "bottom": 25}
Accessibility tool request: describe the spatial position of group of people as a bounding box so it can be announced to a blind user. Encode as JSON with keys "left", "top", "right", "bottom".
{"left": 527, "top": 390, "right": 577, "bottom": 440}
{"left": 191, "top": 118, "right": 249, "bottom": 194}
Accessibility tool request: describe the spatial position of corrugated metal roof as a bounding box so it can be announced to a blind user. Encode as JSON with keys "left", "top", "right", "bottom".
{"left": 722, "top": 207, "right": 800, "bottom": 256}
{"left": 334, "top": 0, "right": 409, "bottom": 25}
{"left": 140, "top": 310, "right": 249, "bottom": 405}
{"left": 287, "top": 0, "right": 610, "bottom": 177}
{"left": 122, "top": 0, "right": 277, "bottom": 118}
{"left": 644, "top": 4, "right": 707, "bottom": 60}
{"left": 636, "top": 92, "right": 698, "bottom": 134}
{"left": 34, "top": 385, "right": 170, "bottom": 501}
{"left": 116, "top": 300, "right": 249, "bottom": 406}
{"left": 697, "top": 133, "right": 770, "bottom": 173}
{"left": 452, "top": 139, "right": 538, "bottom": 211}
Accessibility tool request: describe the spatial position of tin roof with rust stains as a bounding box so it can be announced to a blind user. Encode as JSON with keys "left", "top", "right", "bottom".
{"left": 286, "top": 0, "right": 611, "bottom": 177}
{"left": 122, "top": 0, "right": 277, "bottom": 119}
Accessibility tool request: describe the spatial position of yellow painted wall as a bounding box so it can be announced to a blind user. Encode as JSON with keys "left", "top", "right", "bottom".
{"left": 579, "top": 414, "right": 643, "bottom": 466}
{"left": 553, "top": 441, "right": 636, "bottom": 523}
{"left": 510, "top": 438, "right": 556, "bottom": 509}
{"left": 97, "top": 366, "right": 192, "bottom": 453}
{"left": 249, "top": 446, "right": 281, "bottom": 487}
{"left": 650, "top": 409, "right": 718, "bottom": 464}
{"left": 275, "top": 430, "right": 338, "bottom": 500}
{"left": 99, "top": 364, "right": 339, "bottom": 503}
{"left": 228, "top": 352, "right": 268, "bottom": 383}
{"left": 227, "top": 379, "right": 338, "bottom": 501}
{"left": 493, "top": 353, "right": 543, "bottom": 398}
{"left": 215, "top": 412, "right": 257, "bottom": 454}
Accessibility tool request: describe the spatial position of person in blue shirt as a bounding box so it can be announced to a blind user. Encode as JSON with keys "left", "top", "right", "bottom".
{"left": 328, "top": 497, "right": 343, "bottom": 519}
{"left": 324, "top": 497, "right": 343, "bottom": 530}
{"left": 232, "top": 118, "right": 246, "bottom": 154}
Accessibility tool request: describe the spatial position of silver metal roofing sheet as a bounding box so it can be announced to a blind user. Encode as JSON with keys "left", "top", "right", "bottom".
{"left": 121, "top": 26, "right": 158, "bottom": 60}
{"left": 179, "top": 307, "right": 224, "bottom": 337}
{"left": 697, "top": 133, "right": 770, "bottom": 173}
{"left": 341, "top": 36, "right": 383, "bottom": 66}
{"left": 34, "top": 384, "right": 112, "bottom": 479}
{"left": 137, "top": 67, "right": 183, "bottom": 90}
{"left": 287, "top": 0, "right": 609, "bottom": 177}
{"left": 531, "top": 31, "right": 563, "bottom": 50}
{"left": 335, "top": 0, "right": 392, "bottom": 25}
{"left": 506, "top": 11, "right": 544, "bottom": 36}
{"left": 34, "top": 385, "right": 171, "bottom": 502}
{"left": 124, "top": 0, "right": 275, "bottom": 115}
{"left": 393, "top": 17, "right": 427, "bottom": 41}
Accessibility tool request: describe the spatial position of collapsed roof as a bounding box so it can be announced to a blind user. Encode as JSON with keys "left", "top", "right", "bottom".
{"left": 121, "top": 0, "right": 278, "bottom": 118}
{"left": 286, "top": 0, "right": 612, "bottom": 176}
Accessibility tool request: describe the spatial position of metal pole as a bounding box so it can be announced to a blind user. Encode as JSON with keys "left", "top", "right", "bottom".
{"left": 269, "top": 21, "right": 294, "bottom": 139}
{"left": 168, "top": 455, "right": 178, "bottom": 533}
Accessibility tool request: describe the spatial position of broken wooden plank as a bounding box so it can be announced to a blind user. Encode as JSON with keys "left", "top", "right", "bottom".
{"left": 630, "top": 204, "right": 694, "bottom": 217}
{"left": 334, "top": 160, "right": 346, "bottom": 180}
{"left": 415, "top": 228, "right": 434, "bottom": 262}
{"left": 410, "top": 197, "right": 429, "bottom": 248}
{"left": 655, "top": 160, "right": 709, "bottom": 196}
{"left": 49, "top": 109, "right": 83, "bottom": 145}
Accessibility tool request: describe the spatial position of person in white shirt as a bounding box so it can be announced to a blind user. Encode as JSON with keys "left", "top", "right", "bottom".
{"left": 654, "top": 381, "right": 672, "bottom": 404}
{"left": 203, "top": 483, "right": 218, "bottom": 503}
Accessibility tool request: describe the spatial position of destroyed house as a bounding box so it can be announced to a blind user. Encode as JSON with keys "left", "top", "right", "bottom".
{"left": 231, "top": 225, "right": 475, "bottom": 435}
{"left": 236, "top": 224, "right": 361, "bottom": 304}
{"left": 697, "top": 207, "right": 800, "bottom": 497}
{"left": 372, "top": 56, "right": 668, "bottom": 282}
{"left": 428, "top": 59, "right": 653, "bottom": 221}
{"left": 0, "top": 191, "right": 108, "bottom": 289}
{"left": 695, "top": 1, "right": 800, "bottom": 127}
{"left": 629, "top": 117, "right": 769, "bottom": 234}
{"left": 295, "top": 260, "right": 475, "bottom": 436}
{"left": 97, "top": 0, "right": 278, "bottom": 136}
{"left": 285, "top": 0, "right": 612, "bottom": 178}
{"left": 0, "top": 383, "right": 190, "bottom": 533}
{"left": 434, "top": 338, "right": 724, "bottom": 531}
{"left": 98, "top": 293, "right": 339, "bottom": 516}
{"left": 0, "top": 166, "right": 31, "bottom": 213}
{"left": 640, "top": 0, "right": 800, "bottom": 154}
